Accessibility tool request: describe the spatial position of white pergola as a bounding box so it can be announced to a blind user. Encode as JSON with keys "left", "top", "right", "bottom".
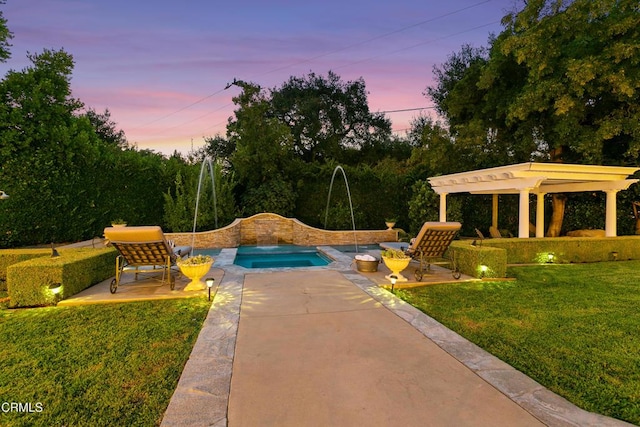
{"left": 428, "top": 162, "right": 640, "bottom": 238}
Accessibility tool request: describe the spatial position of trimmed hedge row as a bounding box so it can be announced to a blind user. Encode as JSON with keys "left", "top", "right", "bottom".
{"left": 448, "top": 242, "right": 507, "bottom": 279}
{"left": 6, "top": 247, "right": 117, "bottom": 308}
{"left": 481, "top": 236, "right": 640, "bottom": 264}
{"left": 0, "top": 249, "right": 51, "bottom": 290}
{"left": 447, "top": 236, "right": 640, "bottom": 279}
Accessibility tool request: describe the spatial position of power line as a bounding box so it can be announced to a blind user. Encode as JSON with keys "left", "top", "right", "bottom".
{"left": 129, "top": 87, "right": 230, "bottom": 131}
{"left": 379, "top": 106, "right": 435, "bottom": 114}
{"left": 136, "top": 1, "right": 495, "bottom": 138}
{"left": 333, "top": 20, "right": 500, "bottom": 72}
{"left": 257, "top": 0, "right": 492, "bottom": 78}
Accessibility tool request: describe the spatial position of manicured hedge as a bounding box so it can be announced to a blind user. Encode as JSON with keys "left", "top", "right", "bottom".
{"left": 6, "top": 247, "right": 117, "bottom": 308}
{"left": 448, "top": 242, "right": 507, "bottom": 279}
{"left": 481, "top": 236, "right": 640, "bottom": 264}
{"left": 0, "top": 249, "right": 51, "bottom": 290}
{"left": 447, "top": 235, "right": 640, "bottom": 279}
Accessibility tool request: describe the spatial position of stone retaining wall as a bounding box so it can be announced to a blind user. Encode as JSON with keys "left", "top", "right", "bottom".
{"left": 167, "top": 212, "right": 398, "bottom": 249}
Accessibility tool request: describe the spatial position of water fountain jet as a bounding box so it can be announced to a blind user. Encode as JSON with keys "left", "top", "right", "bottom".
{"left": 192, "top": 157, "right": 218, "bottom": 249}
{"left": 324, "top": 165, "right": 358, "bottom": 253}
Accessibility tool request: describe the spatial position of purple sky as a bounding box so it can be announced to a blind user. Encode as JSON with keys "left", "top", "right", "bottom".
{"left": 1, "top": 0, "right": 521, "bottom": 155}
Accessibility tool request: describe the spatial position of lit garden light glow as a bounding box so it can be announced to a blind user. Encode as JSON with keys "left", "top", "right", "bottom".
{"left": 48, "top": 283, "right": 62, "bottom": 302}
{"left": 389, "top": 274, "right": 398, "bottom": 293}
{"left": 479, "top": 264, "right": 489, "bottom": 278}
{"left": 205, "top": 277, "right": 215, "bottom": 301}
{"left": 547, "top": 253, "right": 555, "bottom": 263}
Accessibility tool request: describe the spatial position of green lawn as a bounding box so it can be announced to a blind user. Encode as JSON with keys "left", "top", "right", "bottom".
{"left": 396, "top": 261, "right": 640, "bottom": 425}
{"left": 0, "top": 298, "right": 211, "bottom": 427}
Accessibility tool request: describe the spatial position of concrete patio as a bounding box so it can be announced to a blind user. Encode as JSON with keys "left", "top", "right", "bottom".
{"left": 62, "top": 247, "right": 633, "bottom": 426}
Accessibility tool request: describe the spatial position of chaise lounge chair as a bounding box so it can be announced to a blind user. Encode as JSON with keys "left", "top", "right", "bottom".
{"left": 104, "top": 226, "right": 192, "bottom": 294}
{"left": 380, "top": 221, "right": 462, "bottom": 281}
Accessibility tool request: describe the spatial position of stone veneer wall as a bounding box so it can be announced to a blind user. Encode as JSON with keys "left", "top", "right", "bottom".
{"left": 166, "top": 212, "right": 398, "bottom": 249}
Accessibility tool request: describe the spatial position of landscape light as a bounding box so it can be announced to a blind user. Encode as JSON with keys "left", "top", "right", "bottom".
{"left": 547, "top": 253, "right": 554, "bottom": 263}
{"left": 205, "top": 277, "right": 215, "bottom": 301}
{"left": 0, "top": 190, "right": 8, "bottom": 200}
{"left": 51, "top": 243, "right": 60, "bottom": 258}
{"left": 390, "top": 274, "right": 398, "bottom": 293}
{"left": 479, "top": 264, "right": 488, "bottom": 278}
{"left": 49, "top": 282, "right": 62, "bottom": 295}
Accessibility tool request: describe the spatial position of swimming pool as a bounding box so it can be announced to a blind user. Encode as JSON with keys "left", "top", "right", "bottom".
{"left": 233, "top": 245, "right": 332, "bottom": 269}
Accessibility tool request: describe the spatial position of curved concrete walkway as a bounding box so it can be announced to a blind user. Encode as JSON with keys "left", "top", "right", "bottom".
{"left": 160, "top": 248, "right": 633, "bottom": 427}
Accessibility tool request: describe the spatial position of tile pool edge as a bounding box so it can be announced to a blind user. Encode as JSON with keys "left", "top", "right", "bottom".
{"left": 211, "top": 246, "right": 355, "bottom": 273}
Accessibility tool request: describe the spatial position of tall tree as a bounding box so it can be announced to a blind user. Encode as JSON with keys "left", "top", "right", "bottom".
{"left": 427, "top": 0, "right": 640, "bottom": 235}
{"left": 495, "top": 0, "right": 640, "bottom": 165}
{"left": 0, "top": 0, "right": 12, "bottom": 63}
{"left": 227, "top": 81, "right": 297, "bottom": 216}
{"left": 270, "top": 71, "right": 391, "bottom": 164}
{"left": 0, "top": 49, "right": 98, "bottom": 244}
{"left": 84, "top": 108, "right": 128, "bottom": 149}
{"left": 427, "top": 42, "right": 536, "bottom": 170}
{"left": 494, "top": 0, "right": 640, "bottom": 235}
{"left": 407, "top": 116, "right": 461, "bottom": 175}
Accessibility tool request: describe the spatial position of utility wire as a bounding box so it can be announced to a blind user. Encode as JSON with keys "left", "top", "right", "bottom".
{"left": 129, "top": 87, "right": 229, "bottom": 131}
{"left": 333, "top": 20, "right": 500, "bottom": 72}
{"left": 257, "top": 0, "right": 492, "bottom": 78}
{"left": 380, "top": 106, "right": 436, "bottom": 114}
{"left": 186, "top": 20, "right": 498, "bottom": 145}
{"left": 134, "top": 1, "right": 494, "bottom": 135}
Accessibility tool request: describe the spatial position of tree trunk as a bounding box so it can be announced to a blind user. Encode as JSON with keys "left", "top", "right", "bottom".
{"left": 546, "top": 146, "right": 567, "bottom": 237}
{"left": 546, "top": 193, "right": 567, "bottom": 237}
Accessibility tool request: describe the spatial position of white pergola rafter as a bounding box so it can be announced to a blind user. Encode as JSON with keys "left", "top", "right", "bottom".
{"left": 428, "top": 162, "right": 640, "bottom": 238}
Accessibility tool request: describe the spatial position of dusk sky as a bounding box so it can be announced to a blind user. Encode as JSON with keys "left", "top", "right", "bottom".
{"left": 1, "top": 0, "right": 521, "bottom": 155}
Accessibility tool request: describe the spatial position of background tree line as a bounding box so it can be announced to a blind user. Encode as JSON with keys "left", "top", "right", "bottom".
{"left": 0, "top": 0, "right": 638, "bottom": 248}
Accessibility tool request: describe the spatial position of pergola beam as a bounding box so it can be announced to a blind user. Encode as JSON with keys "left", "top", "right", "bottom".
{"left": 428, "top": 163, "right": 640, "bottom": 238}
{"left": 470, "top": 179, "right": 638, "bottom": 195}
{"left": 431, "top": 177, "right": 545, "bottom": 195}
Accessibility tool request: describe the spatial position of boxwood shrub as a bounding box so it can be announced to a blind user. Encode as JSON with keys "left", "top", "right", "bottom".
{"left": 0, "top": 249, "right": 51, "bottom": 290}
{"left": 6, "top": 247, "right": 117, "bottom": 308}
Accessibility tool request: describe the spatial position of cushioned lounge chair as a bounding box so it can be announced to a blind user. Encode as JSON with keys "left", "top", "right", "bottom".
{"left": 380, "top": 221, "right": 461, "bottom": 281}
{"left": 104, "top": 226, "right": 192, "bottom": 294}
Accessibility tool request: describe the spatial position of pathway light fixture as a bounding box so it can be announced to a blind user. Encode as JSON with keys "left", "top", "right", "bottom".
{"left": 389, "top": 274, "right": 398, "bottom": 293}
{"left": 206, "top": 277, "right": 216, "bottom": 301}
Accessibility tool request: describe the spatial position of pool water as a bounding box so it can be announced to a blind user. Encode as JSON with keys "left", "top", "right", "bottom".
{"left": 193, "top": 248, "right": 222, "bottom": 257}
{"left": 233, "top": 245, "right": 331, "bottom": 269}
{"left": 332, "top": 244, "right": 381, "bottom": 253}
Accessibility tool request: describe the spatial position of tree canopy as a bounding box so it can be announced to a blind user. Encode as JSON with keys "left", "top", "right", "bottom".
{"left": 497, "top": 0, "right": 640, "bottom": 164}
{"left": 428, "top": 0, "right": 640, "bottom": 168}
{"left": 0, "top": 0, "right": 12, "bottom": 63}
{"left": 270, "top": 71, "right": 392, "bottom": 164}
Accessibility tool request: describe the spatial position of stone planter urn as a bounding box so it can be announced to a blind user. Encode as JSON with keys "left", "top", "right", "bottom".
{"left": 385, "top": 221, "right": 396, "bottom": 230}
{"left": 381, "top": 249, "right": 411, "bottom": 282}
{"left": 177, "top": 255, "right": 214, "bottom": 291}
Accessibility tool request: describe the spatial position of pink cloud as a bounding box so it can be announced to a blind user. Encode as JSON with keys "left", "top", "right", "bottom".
{"left": 2, "top": 0, "right": 518, "bottom": 155}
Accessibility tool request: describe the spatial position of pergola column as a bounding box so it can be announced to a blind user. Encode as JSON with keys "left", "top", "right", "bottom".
{"left": 535, "top": 193, "right": 546, "bottom": 238}
{"left": 492, "top": 194, "right": 499, "bottom": 229}
{"left": 439, "top": 192, "right": 448, "bottom": 222}
{"left": 605, "top": 189, "right": 619, "bottom": 237}
{"left": 518, "top": 188, "right": 531, "bottom": 238}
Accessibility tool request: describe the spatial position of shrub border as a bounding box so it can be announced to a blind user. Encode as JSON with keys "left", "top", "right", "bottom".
{"left": 6, "top": 247, "right": 117, "bottom": 308}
